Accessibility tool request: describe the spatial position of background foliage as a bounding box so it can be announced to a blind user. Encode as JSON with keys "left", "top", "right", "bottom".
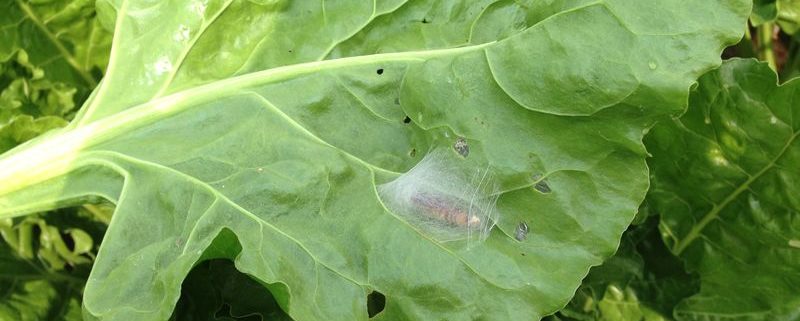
{"left": 1, "top": 0, "right": 111, "bottom": 319}
{"left": 0, "top": 0, "right": 796, "bottom": 320}
{"left": 548, "top": 4, "right": 800, "bottom": 318}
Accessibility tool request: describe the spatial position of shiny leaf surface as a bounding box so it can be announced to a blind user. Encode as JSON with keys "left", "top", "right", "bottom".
{"left": 0, "top": 1, "right": 748, "bottom": 320}
{"left": 647, "top": 59, "right": 800, "bottom": 320}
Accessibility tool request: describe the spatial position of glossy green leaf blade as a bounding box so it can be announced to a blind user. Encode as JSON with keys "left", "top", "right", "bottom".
{"left": 777, "top": 0, "right": 800, "bottom": 34}
{"left": 747, "top": 0, "right": 800, "bottom": 32}
{"left": 647, "top": 59, "right": 800, "bottom": 320}
{"left": 0, "top": 1, "right": 749, "bottom": 320}
{"left": 751, "top": 0, "right": 778, "bottom": 24}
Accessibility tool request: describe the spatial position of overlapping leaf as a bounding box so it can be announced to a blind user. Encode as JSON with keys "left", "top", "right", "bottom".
{"left": 0, "top": 1, "right": 748, "bottom": 320}
{"left": 748, "top": 0, "right": 800, "bottom": 33}
{"left": 647, "top": 59, "right": 800, "bottom": 320}
{"left": 549, "top": 216, "right": 698, "bottom": 321}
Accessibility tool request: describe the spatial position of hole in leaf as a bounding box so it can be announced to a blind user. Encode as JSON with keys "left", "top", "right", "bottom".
{"left": 172, "top": 260, "right": 292, "bottom": 321}
{"left": 367, "top": 291, "right": 386, "bottom": 318}
{"left": 534, "top": 181, "right": 551, "bottom": 194}
{"left": 531, "top": 173, "right": 551, "bottom": 194}
{"left": 403, "top": 116, "right": 411, "bottom": 124}
{"left": 515, "top": 221, "right": 529, "bottom": 241}
{"left": 376, "top": 68, "right": 384, "bottom": 75}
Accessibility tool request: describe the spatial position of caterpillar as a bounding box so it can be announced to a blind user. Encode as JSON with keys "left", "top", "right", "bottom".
{"left": 410, "top": 192, "right": 481, "bottom": 227}
{"left": 378, "top": 148, "right": 499, "bottom": 244}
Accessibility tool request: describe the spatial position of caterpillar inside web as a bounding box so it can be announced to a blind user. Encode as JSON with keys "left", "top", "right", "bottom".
{"left": 378, "top": 148, "right": 500, "bottom": 244}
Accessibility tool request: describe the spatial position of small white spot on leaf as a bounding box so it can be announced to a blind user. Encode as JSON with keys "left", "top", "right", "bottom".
{"left": 708, "top": 148, "right": 729, "bottom": 166}
{"left": 174, "top": 25, "right": 191, "bottom": 42}
{"left": 153, "top": 57, "right": 173, "bottom": 75}
{"left": 515, "top": 222, "right": 529, "bottom": 241}
{"left": 191, "top": 0, "right": 207, "bottom": 15}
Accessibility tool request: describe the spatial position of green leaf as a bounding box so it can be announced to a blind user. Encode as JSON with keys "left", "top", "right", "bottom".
{"left": 747, "top": 0, "right": 800, "bottom": 32}
{"left": 1, "top": 1, "right": 111, "bottom": 319}
{"left": 0, "top": 238, "right": 86, "bottom": 321}
{"left": 0, "top": 1, "right": 749, "bottom": 320}
{"left": 550, "top": 217, "right": 699, "bottom": 321}
{"left": 751, "top": 0, "right": 779, "bottom": 24}
{"left": 1, "top": 0, "right": 112, "bottom": 88}
{"left": 646, "top": 59, "right": 800, "bottom": 320}
{"left": 1, "top": 209, "right": 102, "bottom": 271}
{"left": 549, "top": 284, "right": 672, "bottom": 321}
{"left": 1, "top": 206, "right": 108, "bottom": 320}
{"left": 0, "top": 50, "right": 75, "bottom": 153}
{"left": 777, "top": 0, "right": 800, "bottom": 34}
{"left": 1, "top": 0, "right": 113, "bottom": 153}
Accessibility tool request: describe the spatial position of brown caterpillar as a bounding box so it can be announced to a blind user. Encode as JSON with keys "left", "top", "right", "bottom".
{"left": 377, "top": 148, "right": 499, "bottom": 244}
{"left": 410, "top": 193, "right": 481, "bottom": 227}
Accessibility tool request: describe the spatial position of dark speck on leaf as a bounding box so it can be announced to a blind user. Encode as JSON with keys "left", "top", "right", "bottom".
{"left": 409, "top": 148, "right": 417, "bottom": 157}
{"left": 422, "top": 18, "right": 429, "bottom": 24}
{"left": 376, "top": 68, "right": 384, "bottom": 75}
{"left": 403, "top": 116, "right": 411, "bottom": 124}
{"left": 394, "top": 98, "right": 400, "bottom": 105}
{"left": 534, "top": 181, "right": 551, "bottom": 193}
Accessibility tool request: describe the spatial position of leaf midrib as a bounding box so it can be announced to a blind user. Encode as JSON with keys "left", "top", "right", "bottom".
{"left": 95, "top": 150, "right": 517, "bottom": 293}
{"left": 0, "top": 1, "right": 613, "bottom": 215}
{"left": 0, "top": 42, "right": 494, "bottom": 199}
